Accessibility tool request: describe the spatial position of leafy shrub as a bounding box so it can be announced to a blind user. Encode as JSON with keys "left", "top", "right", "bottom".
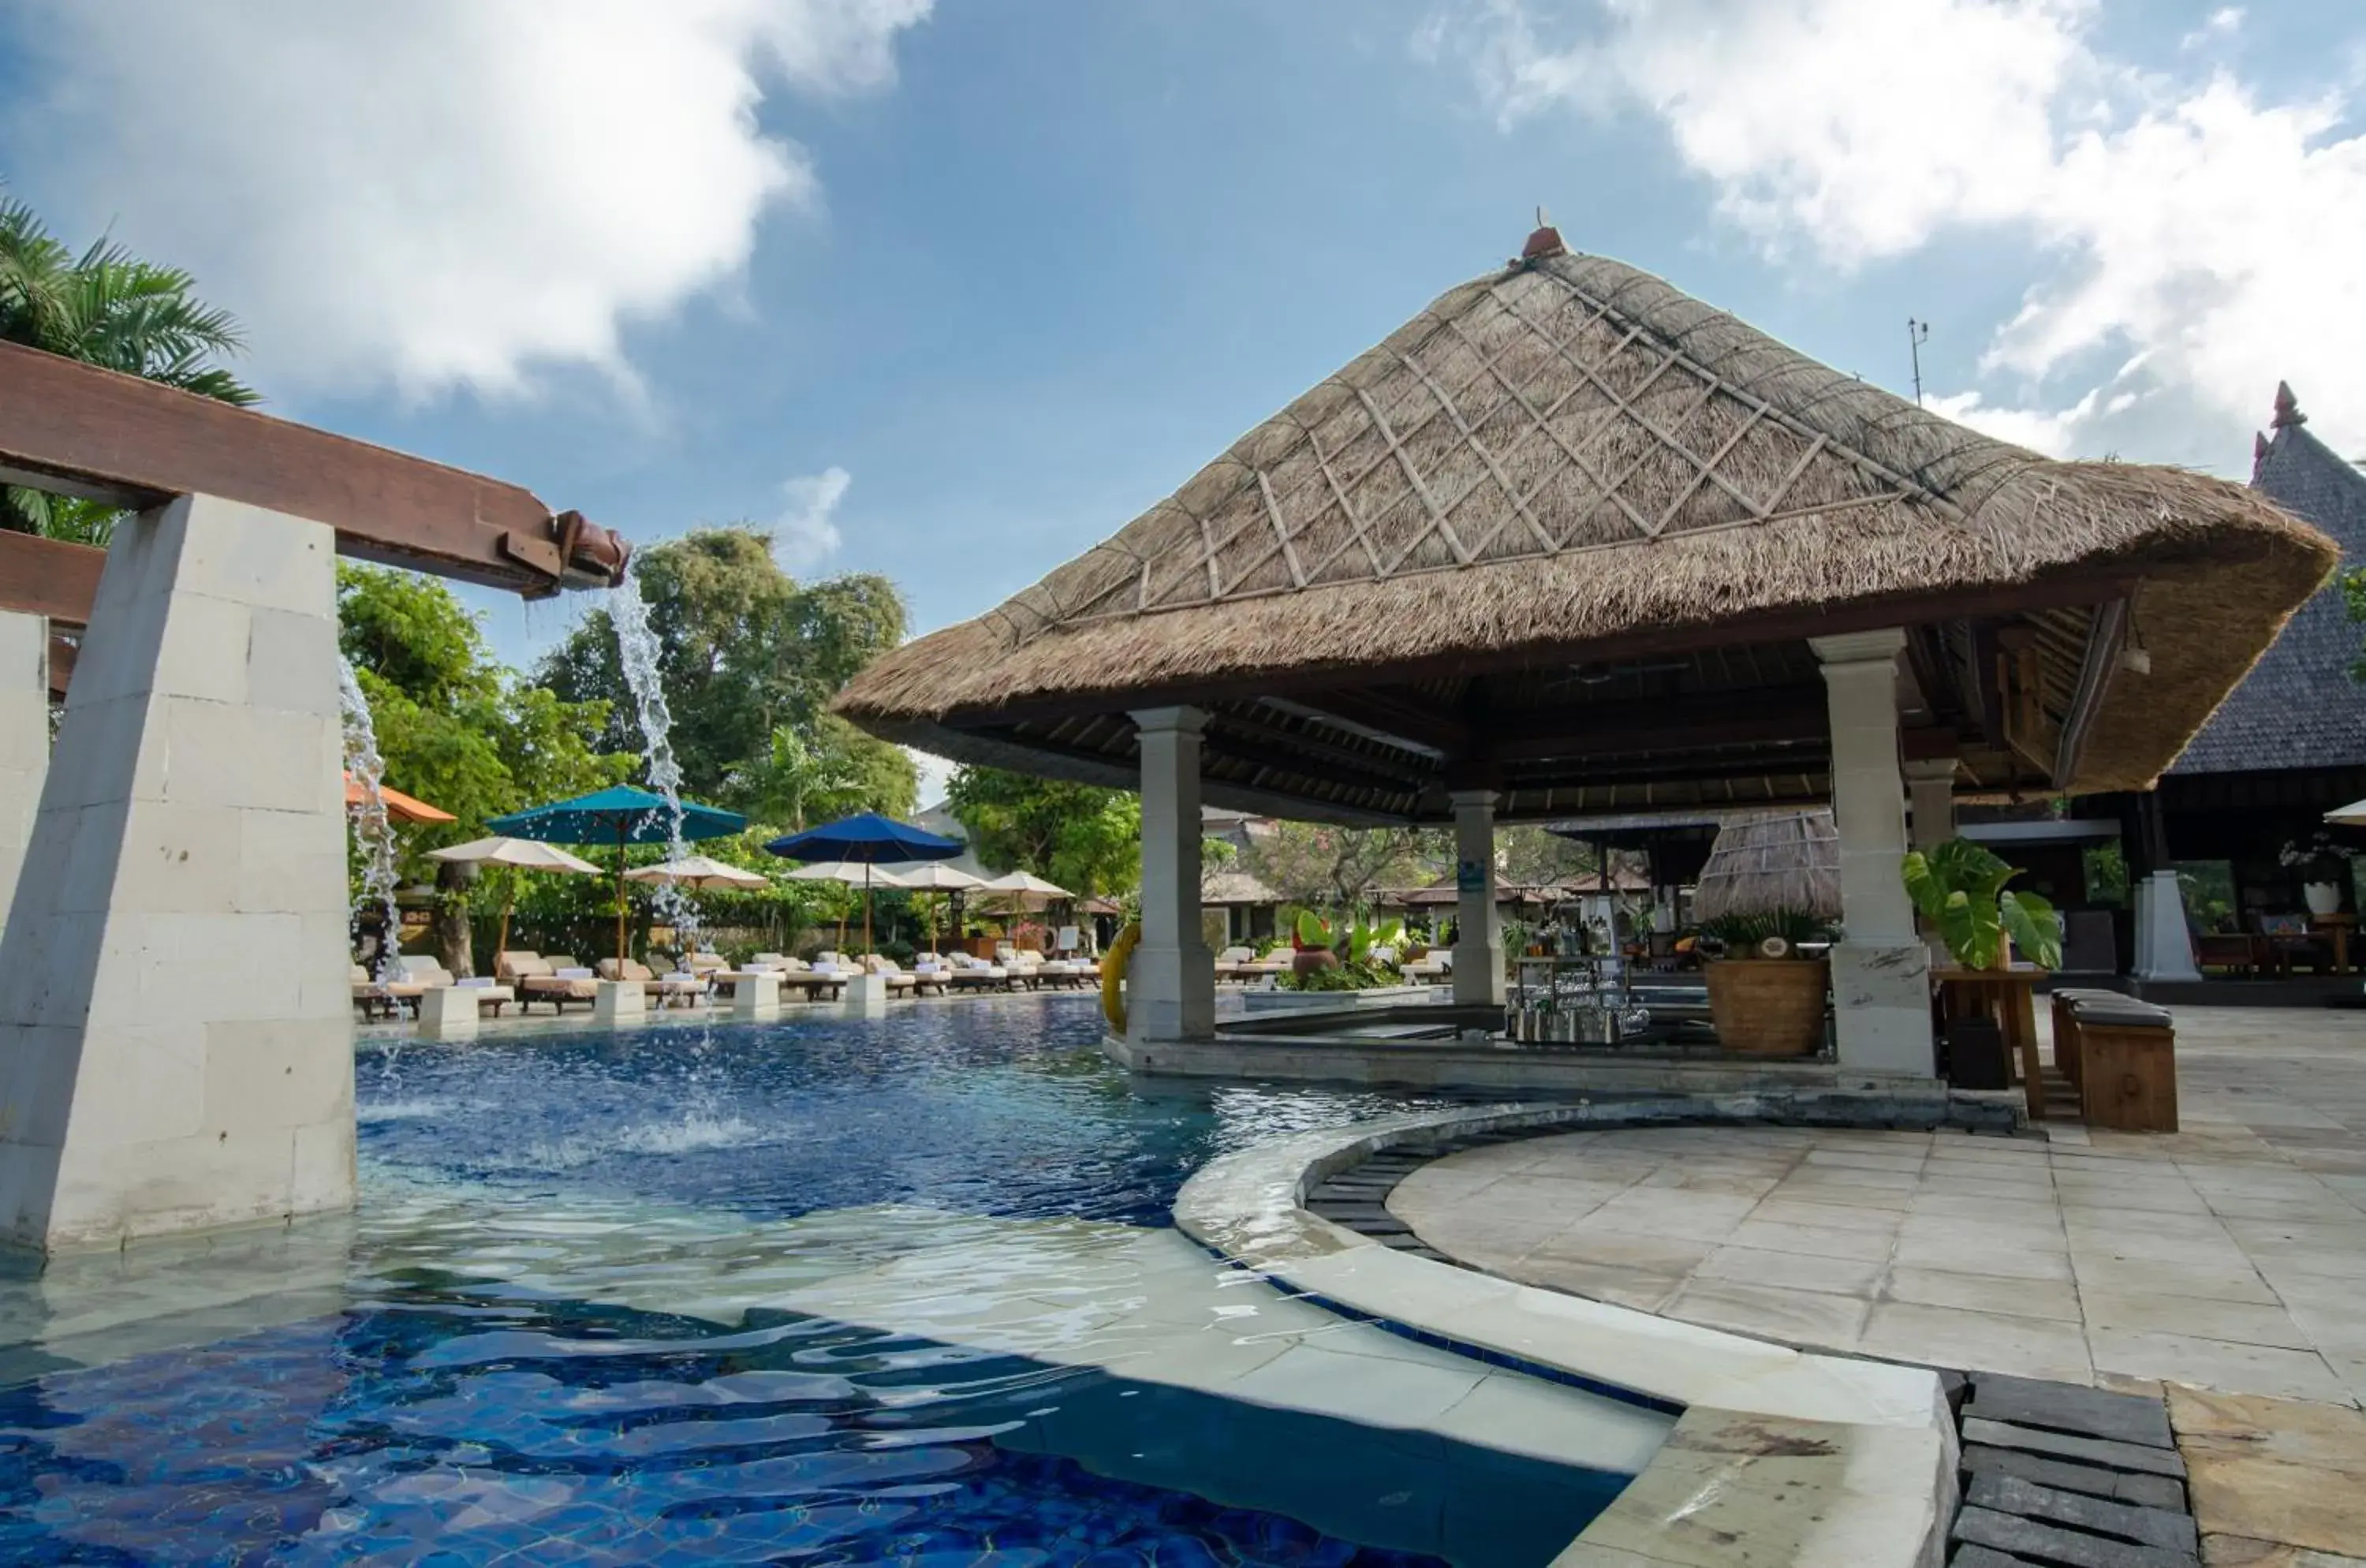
{"left": 1698, "top": 909, "right": 1834, "bottom": 957}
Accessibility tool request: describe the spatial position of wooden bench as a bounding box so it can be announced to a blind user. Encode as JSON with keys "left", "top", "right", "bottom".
{"left": 2049, "top": 989, "right": 2178, "bottom": 1133}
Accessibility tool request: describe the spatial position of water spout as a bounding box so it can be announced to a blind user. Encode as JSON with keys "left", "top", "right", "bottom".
{"left": 338, "top": 654, "right": 403, "bottom": 986}
{"left": 610, "top": 564, "right": 700, "bottom": 973}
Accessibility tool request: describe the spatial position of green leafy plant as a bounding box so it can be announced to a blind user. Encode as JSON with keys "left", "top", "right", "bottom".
{"left": 1697, "top": 909, "right": 1832, "bottom": 958}
{"left": 1902, "top": 839, "right": 2062, "bottom": 970}
{"left": 1292, "top": 910, "right": 1405, "bottom": 965}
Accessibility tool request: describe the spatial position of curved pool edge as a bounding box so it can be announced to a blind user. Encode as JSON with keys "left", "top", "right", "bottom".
{"left": 1174, "top": 1099, "right": 1957, "bottom": 1568}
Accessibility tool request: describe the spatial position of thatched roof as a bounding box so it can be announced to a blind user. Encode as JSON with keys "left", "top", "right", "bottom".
{"left": 1692, "top": 812, "right": 1842, "bottom": 922}
{"left": 841, "top": 230, "right": 2336, "bottom": 823}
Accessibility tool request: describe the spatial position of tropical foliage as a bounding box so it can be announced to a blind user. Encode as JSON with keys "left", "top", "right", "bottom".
{"left": 1901, "top": 838, "right": 2063, "bottom": 971}
{"left": 0, "top": 189, "right": 258, "bottom": 542}
{"left": 1697, "top": 909, "right": 1832, "bottom": 958}
{"left": 943, "top": 766, "right": 1140, "bottom": 896}
{"left": 536, "top": 527, "right": 912, "bottom": 805}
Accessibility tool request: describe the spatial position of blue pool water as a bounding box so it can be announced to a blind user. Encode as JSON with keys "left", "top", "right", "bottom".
{"left": 0, "top": 995, "right": 1639, "bottom": 1564}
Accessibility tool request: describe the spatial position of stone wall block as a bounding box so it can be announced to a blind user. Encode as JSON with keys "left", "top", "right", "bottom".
{"left": 238, "top": 809, "right": 348, "bottom": 917}
{"left": 244, "top": 607, "right": 341, "bottom": 719}
{"left": 171, "top": 498, "right": 335, "bottom": 618}
{"left": 203, "top": 1020, "right": 353, "bottom": 1133}
{"left": 151, "top": 593, "right": 251, "bottom": 705}
{"left": 157, "top": 702, "right": 336, "bottom": 814}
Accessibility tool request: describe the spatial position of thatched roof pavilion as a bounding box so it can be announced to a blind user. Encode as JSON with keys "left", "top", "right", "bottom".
{"left": 839, "top": 229, "right": 2335, "bottom": 828}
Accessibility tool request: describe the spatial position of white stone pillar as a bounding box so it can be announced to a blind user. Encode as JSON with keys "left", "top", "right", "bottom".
{"left": 2133, "top": 872, "right": 2202, "bottom": 983}
{"left": 1812, "top": 630, "right": 1935, "bottom": 1077}
{"left": 0, "top": 612, "right": 47, "bottom": 950}
{"left": 417, "top": 985, "right": 480, "bottom": 1041}
{"left": 1129, "top": 706, "right": 1214, "bottom": 1041}
{"left": 0, "top": 495, "right": 355, "bottom": 1252}
{"left": 1903, "top": 758, "right": 1957, "bottom": 854}
{"left": 1450, "top": 790, "right": 1506, "bottom": 1006}
{"left": 845, "top": 971, "right": 890, "bottom": 1017}
{"left": 731, "top": 972, "right": 782, "bottom": 1017}
{"left": 593, "top": 978, "right": 645, "bottom": 1026}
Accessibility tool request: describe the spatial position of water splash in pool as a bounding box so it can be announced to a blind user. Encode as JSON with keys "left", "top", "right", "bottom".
{"left": 338, "top": 653, "right": 407, "bottom": 1085}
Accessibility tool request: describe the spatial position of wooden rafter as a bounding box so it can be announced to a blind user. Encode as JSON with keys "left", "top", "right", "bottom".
{"left": 0, "top": 340, "right": 625, "bottom": 598}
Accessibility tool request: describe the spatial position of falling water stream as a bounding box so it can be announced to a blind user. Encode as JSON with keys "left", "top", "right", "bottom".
{"left": 338, "top": 655, "right": 407, "bottom": 1083}
{"left": 608, "top": 562, "right": 725, "bottom": 1104}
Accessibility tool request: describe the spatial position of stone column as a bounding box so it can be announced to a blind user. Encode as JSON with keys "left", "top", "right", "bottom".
{"left": 1812, "top": 630, "right": 1935, "bottom": 1077}
{"left": 1904, "top": 758, "right": 1957, "bottom": 853}
{"left": 0, "top": 612, "right": 47, "bottom": 949}
{"left": 2133, "top": 873, "right": 2202, "bottom": 982}
{"left": 0, "top": 495, "right": 356, "bottom": 1253}
{"left": 1129, "top": 706, "right": 1213, "bottom": 1041}
{"left": 1450, "top": 790, "right": 1506, "bottom": 1007}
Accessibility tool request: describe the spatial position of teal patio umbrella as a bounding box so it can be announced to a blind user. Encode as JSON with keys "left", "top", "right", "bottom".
{"left": 489, "top": 784, "right": 747, "bottom": 965}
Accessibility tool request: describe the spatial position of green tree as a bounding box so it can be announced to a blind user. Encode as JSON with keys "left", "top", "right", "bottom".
{"left": 0, "top": 189, "right": 259, "bottom": 542}
{"left": 944, "top": 766, "right": 1141, "bottom": 897}
{"left": 726, "top": 712, "right": 916, "bottom": 831}
{"left": 1239, "top": 822, "right": 1439, "bottom": 911}
{"left": 338, "top": 564, "right": 632, "bottom": 969}
{"left": 536, "top": 527, "right": 905, "bottom": 798}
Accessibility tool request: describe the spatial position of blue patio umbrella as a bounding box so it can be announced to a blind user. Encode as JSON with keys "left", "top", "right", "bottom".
{"left": 764, "top": 812, "right": 963, "bottom": 954}
{"left": 490, "top": 785, "right": 748, "bottom": 964}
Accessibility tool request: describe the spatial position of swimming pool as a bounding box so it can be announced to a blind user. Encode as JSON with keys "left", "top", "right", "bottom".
{"left": 0, "top": 995, "right": 1664, "bottom": 1564}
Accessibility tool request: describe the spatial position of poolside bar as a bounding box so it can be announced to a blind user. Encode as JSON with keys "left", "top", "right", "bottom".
{"left": 838, "top": 225, "right": 2337, "bottom": 1083}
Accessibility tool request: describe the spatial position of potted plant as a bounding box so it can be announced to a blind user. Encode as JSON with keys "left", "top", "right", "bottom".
{"left": 1901, "top": 839, "right": 2063, "bottom": 971}
{"left": 2278, "top": 834, "right": 2357, "bottom": 917}
{"left": 1699, "top": 910, "right": 1833, "bottom": 1056}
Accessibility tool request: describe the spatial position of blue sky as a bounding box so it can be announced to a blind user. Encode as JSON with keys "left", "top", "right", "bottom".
{"left": 6, "top": 0, "right": 2365, "bottom": 783}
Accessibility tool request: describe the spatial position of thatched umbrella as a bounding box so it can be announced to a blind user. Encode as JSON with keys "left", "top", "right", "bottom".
{"left": 1691, "top": 812, "right": 1842, "bottom": 923}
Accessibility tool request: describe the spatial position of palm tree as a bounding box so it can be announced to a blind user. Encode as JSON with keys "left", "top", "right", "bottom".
{"left": 0, "top": 189, "right": 259, "bottom": 542}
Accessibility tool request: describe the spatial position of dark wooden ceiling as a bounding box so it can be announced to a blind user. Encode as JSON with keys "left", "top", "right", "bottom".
{"left": 938, "top": 603, "right": 2111, "bottom": 824}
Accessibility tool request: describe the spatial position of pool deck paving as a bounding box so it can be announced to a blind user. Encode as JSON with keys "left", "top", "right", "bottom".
{"left": 1386, "top": 1006, "right": 2366, "bottom": 1564}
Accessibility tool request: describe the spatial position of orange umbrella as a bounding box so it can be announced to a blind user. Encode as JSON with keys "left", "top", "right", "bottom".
{"left": 345, "top": 772, "right": 455, "bottom": 824}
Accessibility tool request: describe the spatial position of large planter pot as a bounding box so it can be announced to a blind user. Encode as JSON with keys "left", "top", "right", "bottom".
{"left": 1704, "top": 958, "right": 1830, "bottom": 1058}
{"left": 2305, "top": 881, "right": 2342, "bottom": 917}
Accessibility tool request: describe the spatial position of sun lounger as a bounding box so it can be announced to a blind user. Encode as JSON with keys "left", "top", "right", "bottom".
{"left": 386, "top": 958, "right": 514, "bottom": 1017}
{"left": 597, "top": 957, "right": 707, "bottom": 1007}
{"left": 498, "top": 951, "right": 598, "bottom": 1014}
{"left": 942, "top": 953, "right": 1009, "bottom": 990}
{"left": 351, "top": 963, "right": 397, "bottom": 1021}
{"left": 861, "top": 954, "right": 919, "bottom": 992}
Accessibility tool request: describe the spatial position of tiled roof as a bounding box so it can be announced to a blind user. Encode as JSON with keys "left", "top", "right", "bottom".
{"left": 2172, "top": 391, "right": 2366, "bottom": 775}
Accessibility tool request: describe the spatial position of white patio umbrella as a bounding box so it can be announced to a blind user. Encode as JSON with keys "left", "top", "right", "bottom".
{"left": 786, "top": 860, "right": 873, "bottom": 949}
{"left": 625, "top": 854, "right": 771, "bottom": 891}
{"left": 427, "top": 835, "right": 603, "bottom": 958}
{"left": 879, "top": 863, "right": 985, "bottom": 952}
{"left": 976, "top": 869, "right": 1073, "bottom": 912}
{"left": 2327, "top": 800, "right": 2366, "bottom": 827}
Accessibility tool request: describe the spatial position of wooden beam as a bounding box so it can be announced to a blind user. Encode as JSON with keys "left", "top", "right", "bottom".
{"left": 0, "top": 340, "right": 626, "bottom": 597}
{"left": 1206, "top": 709, "right": 1434, "bottom": 786}
{"left": 0, "top": 531, "right": 103, "bottom": 624}
{"left": 2052, "top": 599, "right": 2129, "bottom": 788}
{"left": 1205, "top": 731, "right": 1424, "bottom": 801}
{"left": 1260, "top": 689, "right": 1468, "bottom": 756}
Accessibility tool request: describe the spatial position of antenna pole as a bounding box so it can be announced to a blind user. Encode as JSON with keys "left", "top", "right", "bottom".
{"left": 1907, "top": 318, "right": 1930, "bottom": 407}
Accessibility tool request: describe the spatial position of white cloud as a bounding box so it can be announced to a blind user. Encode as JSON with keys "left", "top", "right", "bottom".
{"left": 905, "top": 748, "right": 956, "bottom": 808}
{"left": 2181, "top": 7, "right": 2245, "bottom": 49}
{"left": 1435, "top": 0, "right": 2366, "bottom": 465}
{"left": 2, "top": 0, "right": 931, "bottom": 400}
{"left": 773, "top": 465, "right": 853, "bottom": 573}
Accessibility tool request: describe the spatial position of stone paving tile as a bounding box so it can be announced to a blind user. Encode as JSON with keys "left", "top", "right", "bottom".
{"left": 1396, "top": 1007, "right": 2366, "bottom": 1410}
{"left": 1693, "top": 1244, "right": 1882, "bottom": 1297}
{"left": 1659, "top": 1278, "right": 1872, "bottom": 1349}
{"left": 2093, "top": 1330, "right": 2349, "bottom": 1405}
{"left": 1722, "top": 1217, "right": 1897, "bottom": 1263}
{"left": 2175, "top": 1386, "right": 2366, "bottom": 1559}
{"left": 1886, "top": 1265, "right": 2084, "bottom": 1323}
{"left": 1861, "top": 1301, "right": 2095, "bottom": 1383}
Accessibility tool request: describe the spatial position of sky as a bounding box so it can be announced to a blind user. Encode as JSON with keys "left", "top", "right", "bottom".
{"left": 6, "top": 0, "right": 2364, "bottom": 800}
